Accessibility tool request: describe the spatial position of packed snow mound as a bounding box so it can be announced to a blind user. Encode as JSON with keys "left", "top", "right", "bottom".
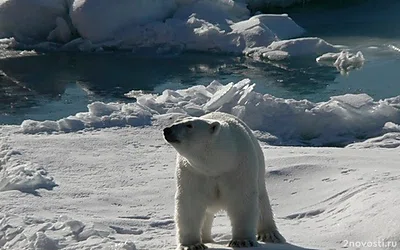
{"left": 66, "top": 12, "right": 307, "bottom": 57}
{"left": 130, "top": 80, "right": 400, "bottom": 146}
{"left": 0, "top": 0, "right": 71, "bottom": 43}
{"left": 346, "top": 122, "right": 400, "bottom": 148}
{"left": 245, "top": 37, "right": 337, "bottom": 60}
{"left": 346, "top": 132, "right": 400, "bottom": 149}
{"left": 0, "top": 213, "right": 137, "bottom": 250}
{"left": 317, "top": 50, "right": 365, "bottom": 74}
{"left": 1, "top": 0, "right": 349, "bottom": 60}
{"left": 70, "top": 0, "right": 178, "bottom": 43}
{"left": 21, "top": 79, "right": 400, "bottom": 147}
{"left": 21, "top": 102, "right": 152, "bottom": 134}
{"left": 0, "top": 0, "right": 360, "bottom": 67}
{"left": 0, "top": 143, "right": 56, "bottom": 193}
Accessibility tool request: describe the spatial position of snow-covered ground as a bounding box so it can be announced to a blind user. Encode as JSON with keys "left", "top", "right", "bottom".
{"left": 0, "top": 123, "right": 399, "bottom": 250}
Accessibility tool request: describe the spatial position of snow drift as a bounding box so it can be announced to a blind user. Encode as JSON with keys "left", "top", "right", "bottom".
{"left": 20, "top": 79, "right": 400, "bottom": 147}
{"left": 0, "top": 213, "right": 137, "bottom": 249}
{"left": 0, "top": 143, "right": 56, "bottom": 193}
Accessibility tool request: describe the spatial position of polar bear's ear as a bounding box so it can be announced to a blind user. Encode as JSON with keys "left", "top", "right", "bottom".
{"left": 210, "top": 121, "right": 221, "bottom": 135}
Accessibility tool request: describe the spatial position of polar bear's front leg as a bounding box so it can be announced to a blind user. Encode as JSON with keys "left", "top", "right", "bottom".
{"left": 175, "top": 166, "right": 209, "bottom": 249}
{"left": 227, "top": 197, "right": 259, "bottom": 247}
{"left": 220, "top": 176, "right": 259, "bottom": 247}
{"left": 226, "top": 193, "right": 259, "bottom": 247}
{"left": 175, "top": 194, "right": 207, "bottom": 247}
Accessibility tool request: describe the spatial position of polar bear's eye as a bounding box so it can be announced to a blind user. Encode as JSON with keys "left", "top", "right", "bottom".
{"left": 186, "top": 124, "right": 193, "bottom": 129}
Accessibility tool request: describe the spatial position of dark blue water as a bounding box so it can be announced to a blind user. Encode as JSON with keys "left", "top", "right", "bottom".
{"left": 1, "top": 0, "right": 400, "bottom": 125}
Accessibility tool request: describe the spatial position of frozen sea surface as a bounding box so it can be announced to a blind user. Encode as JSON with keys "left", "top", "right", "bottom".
{"left": 1, "top": 50, "right": 399, "bottom": 126}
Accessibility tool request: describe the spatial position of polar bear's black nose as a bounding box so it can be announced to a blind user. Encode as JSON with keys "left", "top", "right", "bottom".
{"left": 164, "top": 127, "right": 180, "bottom": 143}
{"left": 163, "top": 127, "right": 172, "bottom": 136}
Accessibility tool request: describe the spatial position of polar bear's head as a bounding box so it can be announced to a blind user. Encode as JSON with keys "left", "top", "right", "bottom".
{"left": 163, "top": 117, "right": 221, "bottom": 157}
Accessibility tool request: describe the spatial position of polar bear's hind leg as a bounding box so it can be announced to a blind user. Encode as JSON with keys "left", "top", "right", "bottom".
{"left": 257, "top": 183, "right": 286, "bottom": 243}
{"left": 201, "top": 211, "right": 215, "bottom": 243}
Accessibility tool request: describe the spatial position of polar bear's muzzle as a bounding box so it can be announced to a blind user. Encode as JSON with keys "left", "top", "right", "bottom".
{"left": 163, "top": 127, "right": 180, "bottom": 143}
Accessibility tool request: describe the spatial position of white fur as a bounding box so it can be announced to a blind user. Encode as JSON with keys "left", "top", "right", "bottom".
{"left": 163, "top": 112, "right": 285, "bottom": 249}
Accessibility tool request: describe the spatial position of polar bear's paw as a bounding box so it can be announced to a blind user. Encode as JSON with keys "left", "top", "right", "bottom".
{"left": 257, "top": 230, "right": 286, "bottom": 243}
{"left": 228, "top": 239, "right": 259, "bottom": 247}
{"left": 177, "top": 243, "right": 208, "bottom": 250}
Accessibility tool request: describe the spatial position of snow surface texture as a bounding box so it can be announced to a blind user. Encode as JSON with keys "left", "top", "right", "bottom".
{"left": 0, "top": 126, "right": 399, "bottom": 249}
{"left": 21, "top": 79, "right": 400, "bottom": 148}
{"left": 0, "top": 213, "right": 137, "bottom": 250}
{"left": 0, "top": 0, "right": 365, "bottom": 69}
{"left": 0, "top": 143, "right": 56, "bottom": 194}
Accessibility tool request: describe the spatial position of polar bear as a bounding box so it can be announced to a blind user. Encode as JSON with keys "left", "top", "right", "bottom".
{"left": 163, "top": 112, "right": 285, "bottom": 249}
